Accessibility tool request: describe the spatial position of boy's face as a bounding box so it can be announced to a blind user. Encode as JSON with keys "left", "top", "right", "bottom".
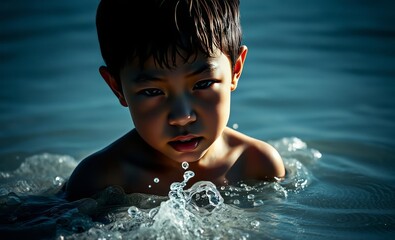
{"left": 103, "top": 48, "right": 247, "bottom": 164}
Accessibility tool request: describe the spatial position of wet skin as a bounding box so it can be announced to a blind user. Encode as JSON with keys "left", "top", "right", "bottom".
{"left": 65, "top": 46, "right": 285, "bottom": 200}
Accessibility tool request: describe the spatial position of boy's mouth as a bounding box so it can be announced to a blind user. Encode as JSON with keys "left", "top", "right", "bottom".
{"left": 169, "top": 136, "right": 202, "bottom": 152}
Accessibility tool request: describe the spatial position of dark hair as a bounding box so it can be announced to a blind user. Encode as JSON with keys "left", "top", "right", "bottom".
{"left": 96, "top": 0, "right": 242, "bottom": 79}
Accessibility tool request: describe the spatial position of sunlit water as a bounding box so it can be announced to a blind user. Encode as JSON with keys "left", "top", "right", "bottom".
{"left": 1, "top": 0, "right": 395, "bottom": 239}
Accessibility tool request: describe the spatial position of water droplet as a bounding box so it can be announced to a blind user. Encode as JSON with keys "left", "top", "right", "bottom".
{"left": 207, "top": 190, "right": 222, "bottom": 206}
{"left": 52, "top": 176, "right": 64, "bottom": 186}
{"left": 247, "top": 194, "right": 255, "bottom": 200}
{"left": 149, "top": 208, "right": 159, "bottom": 218}
{"left": 148, "top": 185, "right": 152, "bottom": 188}
{"left": 250, "top": 220, "right": 260, "bottom": 228}
{"left": 183, "top": 170, "right": 195, "bottom": 181}
{"left": 233, "top": 199, "right": 240, "bottom": 205}
{"left": 232, "top": 123, "right": 239, "bottom": 129}
{"left": 154, "top": 178, "right": 159, "bottom": 183}
{"left": 181, "top": 162, "right": 189, "bottom": 170}
{"left": 170, "top": 182, "right": 182, "bottom": 191}
{"left": 194, "top": 228, "right": 204, "bottom": 236}
{"left": 127, "top": 206, "right": 141, "bottom": 218}
{"left": 253, "top": 200, "right": 264, "bottom": 207}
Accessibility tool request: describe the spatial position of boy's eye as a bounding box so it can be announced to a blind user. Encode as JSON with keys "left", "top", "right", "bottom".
{"left": 193, "top": 80, "right": 216, "bottom": 90}
{"left": 138, "top": 88, "right": 164, "bottom": 97}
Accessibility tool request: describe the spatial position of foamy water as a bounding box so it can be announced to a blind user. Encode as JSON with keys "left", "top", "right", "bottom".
{"left": 0, "top": 137, "right": 319, "bottom": 239}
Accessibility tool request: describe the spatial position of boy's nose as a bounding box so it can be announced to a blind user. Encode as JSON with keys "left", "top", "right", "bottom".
{"left": 168, "top": 97, "right": 196, "bottom": 126}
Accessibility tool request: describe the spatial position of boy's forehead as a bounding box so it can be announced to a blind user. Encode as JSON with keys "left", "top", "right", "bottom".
{"left": 122, "top": 48, "right": 226, "bottom": 73}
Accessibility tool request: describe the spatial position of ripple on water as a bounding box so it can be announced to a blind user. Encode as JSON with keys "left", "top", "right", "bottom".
{"left": 299, "top": 176, "right": 395, "bottom": 210}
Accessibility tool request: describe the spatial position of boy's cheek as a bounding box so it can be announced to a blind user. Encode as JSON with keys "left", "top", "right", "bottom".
{"left": 131, "top": 108, "right": 161, "bottom": 122}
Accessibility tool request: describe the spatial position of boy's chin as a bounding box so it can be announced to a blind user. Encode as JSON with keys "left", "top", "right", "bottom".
{"left": 167, "top": 152, "right": 206, "bottom": 165}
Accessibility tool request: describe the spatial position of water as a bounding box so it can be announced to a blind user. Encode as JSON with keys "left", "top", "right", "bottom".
{"left": 1, "top": 0, "right": 394, "bottom": 239}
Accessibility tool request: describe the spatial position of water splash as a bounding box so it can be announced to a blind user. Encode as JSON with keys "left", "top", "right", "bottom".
{"left": 117, "top": 162, "right": 259, "bottom": 239}
{"left": 63, "top": 138, "right": 318, "bottom": 239}
{"left": 0, "top": 153, "right": 77, "bottom": 195}
{"left": 127, "top": 164, "right": 225, "bottom": 234}
{"left": 0, "top": 138, "right": 321, "bottom": 239}
{"left": 269, "top": 137, "right": 322, "bottom": 165}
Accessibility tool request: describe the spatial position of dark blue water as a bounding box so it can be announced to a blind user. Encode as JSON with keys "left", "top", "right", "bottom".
{"left": 1, "top": 0, "right": 394, "bottom": 239}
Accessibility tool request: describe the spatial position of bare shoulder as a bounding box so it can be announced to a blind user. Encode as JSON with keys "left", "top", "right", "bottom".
{"left": 224, "top": 127, "right": 285, "bottom": 181}
{"left": 65, "top": 150, "right": 108, "bottom": 201}
{"left": 65, "top": 130, "right": 144, "bottom": 201}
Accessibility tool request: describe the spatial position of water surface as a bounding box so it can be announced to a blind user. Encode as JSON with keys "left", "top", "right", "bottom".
{"left": 1, "top": 0, "right": 394, "bottom": 239}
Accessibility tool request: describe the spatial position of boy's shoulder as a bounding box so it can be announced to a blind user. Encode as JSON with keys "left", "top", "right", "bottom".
{"left": 65, "top": 130, "right": 149, "bottom": 200}
{"left": 224, "top": 127, "right": 285, "bottom": 182}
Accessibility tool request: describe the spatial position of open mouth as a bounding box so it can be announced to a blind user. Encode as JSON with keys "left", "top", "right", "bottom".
{"left": 169, "top": 137, "right": 202, "bottom": 152}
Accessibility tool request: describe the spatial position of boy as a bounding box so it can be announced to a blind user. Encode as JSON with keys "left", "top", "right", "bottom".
{"left": 65, "top": 0, "right": 285, "bottom": 201}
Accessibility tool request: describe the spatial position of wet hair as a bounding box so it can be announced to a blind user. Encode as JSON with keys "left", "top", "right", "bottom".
{"left": 96, "top": 0, "right": 242, "bottom": 80}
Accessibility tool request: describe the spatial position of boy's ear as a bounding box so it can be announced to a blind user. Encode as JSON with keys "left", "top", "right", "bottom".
{"left": 99, "top": 66, "right": 128, "bottom": 107}
{"left": 231, "top": 45, "right": 248, "bottom": 91}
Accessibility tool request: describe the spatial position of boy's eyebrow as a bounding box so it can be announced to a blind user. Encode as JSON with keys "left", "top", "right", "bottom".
{"left": 186, "top": 62, "right": 218, "bottom": 78}
{"left": 132, "top": 73, "right": 163, "bottom": 83}
{"left": 131, "top": 62, "right": 218, "bottom": 83}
